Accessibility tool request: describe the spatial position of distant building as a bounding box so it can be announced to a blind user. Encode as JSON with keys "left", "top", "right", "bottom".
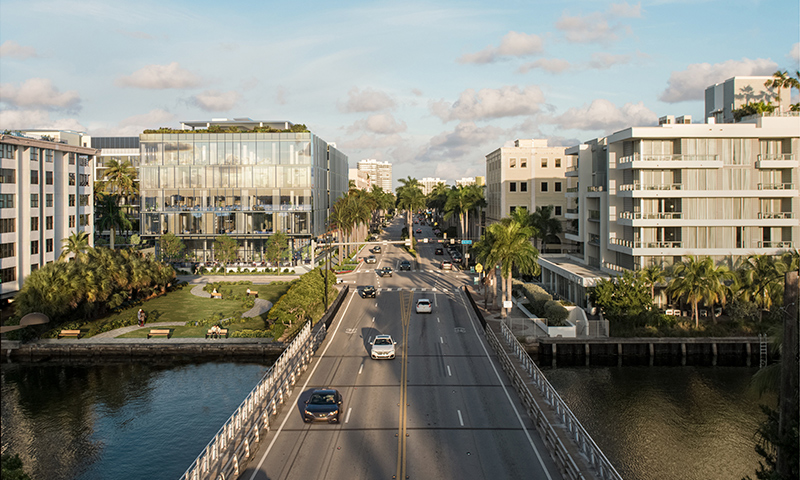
{"left": 419, "top": 177, "right": 445, "bottom": 195}
{"left": 456, "top": 177, "right": 481, "bottom": 187}
{"left": 348, "top": 168, "right": 370, "bottom": 190}
{"left": 356, "top": 159, "right": 392, "bottom": 192}
{"left": 704, "top": 76, "right": 789, "bottom": 124}
{"left": 1, "top": 132, "right": 98, "bottom": 302}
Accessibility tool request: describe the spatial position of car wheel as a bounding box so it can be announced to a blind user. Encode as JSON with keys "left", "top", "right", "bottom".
{"left": 303, "top": 417, "right": 312, "bottom": 423}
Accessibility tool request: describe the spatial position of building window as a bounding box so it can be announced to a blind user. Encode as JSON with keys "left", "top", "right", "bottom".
{"left": 44, "top": 149, "right": 54, "bottom": 162}
{"left": 79, "top": 194, "right": 90, "bottom": 206}
{"left": 0, "top": 243, "right": 15, "bottom": 259}
{"left": 69, "top": 194, "right": 75, "bottom": 206}
{"left": 0, "top": 194, "right": 14, "bottom": 209}
{"left": 510, "top": 206, "right": 517, "bottom": 214}
{"left": 541, "top": 158, "right": 547, "bottom": 168}
{"left": 521, "top": 158, "right": 528, "bottom": 168}
{"left": 510, "top": 158, "right": 516, "bottom": 168}
{"left": 0, "top": 218, "right": 15, "bottom": 233}
{"left": 510, "top": 182, "right": 517, "bottom": 192}
{"left": 31, "top": 264, "right": 38, "bottom": 272}
{"left": 541, "top": 182, "right": 548, "bottom": 192}
{"left": 30, "top": 148, "right": 39, "bottom": 162}
{"left": 31, "top": 170, "right": 39, "bottom": 184}
{"left": 46, "top": 216, "right": 53, "bottom": 230}
{"left": 31, "top": 217, "right": 39, "bottom": 231}
{"left": 46, "top": 238, "right": 53, "bottom": 253}
{"left": 31, "top": 240, "right": 39, "bottom": 255}
{"left": 79, "top": 214, "right": 90, "bottom": 226}
{"left": 555, "top": 182, "right": 562, "bottom": 192}
{"left": 555, "top": 158, "right": 561, "bottom": 168}
{"left": 46, "top": 171, "right": 53, "bottom": 185}
{"left": 69, "top": 215, "right": 76, "bottom": 228}
{"left": 1, "top": 144, "right": 15, "bottom": 159}
{"left": 31, "top": 194, "right": 38, "bottom": 208}
{"left": 46, "top": 194, "right": 53, "bottom": 207}
{"left": 69, "top": 173, "right": 75, "bottom": 186}
{"left": 520, "top": 182, "right": 528, "bottom": 192}
{"left": 0, "top": 168, "right": 15, "bottom": 184}
{"left": 555, "top": 206, "right": 562, "bottom": 216}
{"left": 69, "top": 153, "right": 76, "bottom": 165}
{"left": 0, "top": 267, "right": 16, "bottom": 284}
{"left": 79, "top": 174, "right": 90, "bottom": 186}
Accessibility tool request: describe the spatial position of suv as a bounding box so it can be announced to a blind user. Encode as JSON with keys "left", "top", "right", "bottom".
{"left": 360, "top": 285, "right": 376, "bottom": 298}
{"left": 416, "top": 298, "right": 432, "bottom": 314}
{"left": 365, "top": 255, "right": 377, "bottom": 264}
{"left": 370, "top": 334, "right": 397, "bottom": 359}
{"left": 377, "top": 267, "right": 393, "bottom": 277}
{"left": 399, "top": 260, "right": 412, "bottom": 271}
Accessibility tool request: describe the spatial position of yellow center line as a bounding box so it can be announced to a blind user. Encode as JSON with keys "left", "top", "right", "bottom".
{"left": 396, "top": 290, "right": 413, "bottom": 480}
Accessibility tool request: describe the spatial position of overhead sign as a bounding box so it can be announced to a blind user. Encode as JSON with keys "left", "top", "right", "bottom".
{"left": 461, "top": 240, "right": 473, "bottom": 245}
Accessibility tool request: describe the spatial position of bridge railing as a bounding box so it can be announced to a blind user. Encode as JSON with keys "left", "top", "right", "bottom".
{"left": 490, "top": 320, "right": 622, "bottom": 480}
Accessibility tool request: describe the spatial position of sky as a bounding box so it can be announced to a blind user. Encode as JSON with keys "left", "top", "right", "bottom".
{"left": 1, "top": 0, "right": 798, "bottom": 190}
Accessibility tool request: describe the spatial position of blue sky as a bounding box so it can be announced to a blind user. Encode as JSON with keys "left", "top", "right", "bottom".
{"left": 1, "top": 0, "right": 798, "bottom": 188}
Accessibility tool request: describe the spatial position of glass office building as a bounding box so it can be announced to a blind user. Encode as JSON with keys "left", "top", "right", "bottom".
{"left": 138, "top": 121, "right": 348, "bottom": 262}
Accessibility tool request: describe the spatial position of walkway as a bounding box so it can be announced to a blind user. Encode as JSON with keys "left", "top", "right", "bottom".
{"left": 91, "top": 321, "right": 186, "bottom": 339}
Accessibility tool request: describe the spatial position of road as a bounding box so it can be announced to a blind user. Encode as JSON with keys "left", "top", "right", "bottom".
{"left": 241, "top": 216, "right": 562, "bottom": 480}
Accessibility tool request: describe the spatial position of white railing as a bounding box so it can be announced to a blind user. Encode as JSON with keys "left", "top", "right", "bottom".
{"left": 618, "top": 211, "right": 682, "bottom": 220}
{"left": 758, "top": 183, "right": 794, "bottom": 190}
{"left": 757, "top": 241, "right": 794, "bottom": 248}
{"left": 178, "top": 322, "right": 326, "bottom": 480}
{"left": 609, "top": 238, "right": 682, "bottom": 249}
{"left": 758, "top": 212, "right": 794, "bottom": 219}
{"left": 485, "top": 322, "right": 622, "bottom": 480}
{"left": 618, "top": 153, "right": 719, "bottom": 164}
{"left": 618, "top": 183, "right": 682, "bottom": 191}
{"left": 757, "top": 153, "right": 796, "bottom": 161}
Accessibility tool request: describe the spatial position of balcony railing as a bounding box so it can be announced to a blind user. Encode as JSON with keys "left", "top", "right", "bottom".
{"left": 609, "top": 237, "right": 682, "bottom": 249}
{"left": 566, "top": 165, "right": 579, "bottom": 172}
{"left": 618, "top": 211, "right": 683, "bottom": 220}
{"left": 758, "top": 183, "right": 794, "bottom": 190}
{"left": 565, "top": 229, "right": 579, "bottom": 236}
{"left": 757, "top": 241, "right": 794, "bottom": 248}
{"left": 757, "top": 154, "right": 796, "bottom": 161}
{"left": 588, "top": 210, "right": 600, "bottom": 220}
{"left": 602, "top": 261, "right": 631, "bottom": 273}
{"left": 587, "top": 185, "right": 605, "bottom": 192}
{"left": 588, "top": 234, "right": 601, "bottom": 245}
{"left": 618, "top": 153, "right": 719, "bottom": 164}
{"left": 566, "top": 187, "right": 579, "bottom": 193}
{"left": 758, "top": 212, "right": 795, "bottom": 219}
{"left": 566, "top": 208, "right": 579, "bottom": 214}
{"left": 619, "top": 183, "right": 682, "bottom": 191}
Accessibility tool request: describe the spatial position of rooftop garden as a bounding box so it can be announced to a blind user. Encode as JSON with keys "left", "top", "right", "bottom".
{"left": 142, "top": 124, "right": 309, "bottom": 134}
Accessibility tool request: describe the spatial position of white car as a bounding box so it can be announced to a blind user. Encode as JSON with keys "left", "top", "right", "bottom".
{"left": 370, "top": 334, "right": 397, "bottom": 359}
{"left": 416, "top": 299, "right": 432, "bottom": 314}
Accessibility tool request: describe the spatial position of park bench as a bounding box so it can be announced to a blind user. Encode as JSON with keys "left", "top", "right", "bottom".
{"left": 206, "top": 328, "right": 229, "bottom": 339}
{"left": 58, "top": 330, "right": 82, "bottom": 339}
{"left": 147, "top": 329, "right": 171, "bottom": 339}
{"left": 246, "top": 290, "right": 259, "bottom": 297}
{"left": 211, "top": 292, "right": 223, "bottom": 299}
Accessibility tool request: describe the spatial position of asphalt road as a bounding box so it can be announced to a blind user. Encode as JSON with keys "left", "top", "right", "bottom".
{"left": 240, "top": 216, "right": 561, "bottom": 480}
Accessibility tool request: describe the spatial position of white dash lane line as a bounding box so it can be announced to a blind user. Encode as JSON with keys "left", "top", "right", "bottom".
{"left": 457, "top": 409, "right": 464, "bottom": 426}
{"left": 345, "top": 407, "right": 352, "bottom": 424}
{"left": 358, "top": 363, "right": 364, "bottom": 375}
{"left": 372, "top": 316, "right": 375, "bottom": 323}
{"left": 440, "top": 336, "right": 443, "bottom": 344}
{"left": 437, "top": 317, "right": 440, "bottom": 323}
{"left": 447, "top": 365, "right": 451, "bottom": 376}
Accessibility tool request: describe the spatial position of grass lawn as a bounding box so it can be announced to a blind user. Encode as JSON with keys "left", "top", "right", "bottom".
{"left": 85, "top": 282, "right": 291, "bottom": 338}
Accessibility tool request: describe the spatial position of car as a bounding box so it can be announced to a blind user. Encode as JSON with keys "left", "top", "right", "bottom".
{"left": 365, "top": 255, "right": 377, "bottom": 264}
{"left": 372, "top": 245, "right": 382, "bottom": 253}
{"left": 415, "top": 229, "right": 422, "bottom": 234}
{"left": 377, "top": 267, "right": 393, "bottom": 277}
{"left": 370, "top": 334, "right": 397, "bottom": 359}
{"left": 435, "top": 248, "right": 443, "bottom": 255}
{"left": 399, "top": 260, "right": 412, "bottom": 271}
{"left": 303, "top": 389, "right": 343, "bottom": 423}
{"left": 361, "top": 285, "right": 376, "bottom": 298}
{"left": 416, "top": 298, "right": 432, "bottom": 314}
{"left": 441, "top": 260, "right": 452, "bottom": 270}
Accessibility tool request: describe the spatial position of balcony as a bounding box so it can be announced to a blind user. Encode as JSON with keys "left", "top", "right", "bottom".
{"left": 602, "top": 262, "right": 631, "bottom": 274}
{"left": 616, "top": 153, "right": 722, "bottom": 170}
{"left": 609, "top": 237, "right": 682, "bottom": 249}
{"left": 565, "top": 165, "right": 579, "bottom": 177}
{"left": 588, "top": 234, "right": 601, "bottom": 246}
{"left": 619, "top": 183, "right": 682, "bottom": 192}
{"left": 758, "top": 183, "right": 794, "bottom": 190}
{"left": 756, "top": 154, "right": 798, "bottom": 169}
{"left": 758, "top": 212, "right": 794, "bottom": 219}
{"left": 588, "top": 210, "right": 600, "bottom": 222}
{"left": 587, "top": 185, "right": 605, "bottom": 192}
{"left": 566, "top": 186, "right": 579, "bottom": 193}
{"left": 618, "top": 211, "right": 682, "bottom": 220}
{"left": 757, "top": 241, "right": 794, "bottom": 248}
{"left": 566, "top": 208, "right": 579, "bottom": 214}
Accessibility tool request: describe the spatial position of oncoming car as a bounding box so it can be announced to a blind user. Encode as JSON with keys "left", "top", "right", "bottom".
{"left": 370, "top": 334, "right": 397, "bottom": 359}
{"left": 365, "top": 255, "right": 377, "bottom": 264}
{"left": 399, "top": 260, "right": 412, "bottom": 271}
{"left": 360, "top": 285, "right": 376, "bottom": 298}
{"left": 416, "top": 298, "right": 432, "bottom": 314}
{"left": 303, "top": 389, "right": 343, "bottom": 423}
{"left": 377, "top": 267, "right": 393, "bottom": 277}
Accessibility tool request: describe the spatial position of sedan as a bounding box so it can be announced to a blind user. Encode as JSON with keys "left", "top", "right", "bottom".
{"left": 303, "top": 389, "right": 343, "bottom": 423}
{"left": 399, "top": 260, "right": 412, "bottom": 271}
{"left": 415, "top": 229, "right": 422, "bottom": 234}
{"left": 372, "top": 245, "right": 382, "bottom": 253}
{"left": 365, "top": 255, "right": 377, "bottom": 264}
{"left": 416, "top": 298, "right": 432, "bottom": 314}
{"left": 441, "top": 260, "right": 452, "bottom": 270}
{"left": 435, "top": 248, "right": 443, "bottom": 255}
{"left": 370, "top": 334, "right": 397, "bottom": 359}
{"left": 377, "top": 267, "right": 393, "bottom": 277}
{"left": 361, "top": 285, "right": 376, "bottom": 298}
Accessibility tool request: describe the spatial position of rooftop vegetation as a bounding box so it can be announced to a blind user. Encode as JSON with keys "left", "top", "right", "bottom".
{"left": 142, "top": 124, "right": 309, "bottom": 134}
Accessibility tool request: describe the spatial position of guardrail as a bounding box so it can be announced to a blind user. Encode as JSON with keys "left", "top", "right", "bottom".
{"left": 489, "top": 321, "right": 622, "bottom": 480}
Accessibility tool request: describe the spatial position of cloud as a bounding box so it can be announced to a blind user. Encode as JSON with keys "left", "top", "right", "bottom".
{"left": 86, "top": 109, "right": 176, "bottom": 136}
{"left": 117, "top": 30, "right": 156, "bottom": 40}
{"left": 411, "top": 88, "right": 423, "bottom": 97}
{"left": 417, "top": 122, "right": 507, "bottom": 162}
{"left": 556, "top": 2, "right": 641, "bottom": 44}
{"left": 430, "top": 85, "right": 545, "bottom": 122}
{"left": 789, "top": 43, "right": 800, "bottom": 65}
{"left": 190, "top": 90, "right": 241, "bottom": 111}
{"left": 659, "top": 58, "right": 777, "bottom": 103}
{"left": 588, "top": 52, "right": 632, "bottom": 69}
{"left": 347, "top": 113, "right": 407, "bottom": 135}
{"left": 275, "top": 86, "right": 288, "bottom": 105}
{"left": 458, "top": 31, "right": 544, "bottom": 64}
{"left": 115, "top": 62, "right": 202, "bottom": 89}
{"left": 0, "top": 109, "right": 85, "bottom": 131}
{"left": 0, "top": 40, "right": 38, "bottom": 59}
{"left": 518, "top": 58, "right": 571, "bottom": 74}
{"left": 545, "top": 99, "right": 657, "bottom": 132}
{"left": 0, "top": 78, "right": 81, "bottom": 110}
{"left": 339, "top": 133, "right": 405, "bottom": 151}
{"left": 340, "top": 87, "right": 396, "bottom": 112}
{"left": 609, "top": 2, "right": 642, "bottom": 18}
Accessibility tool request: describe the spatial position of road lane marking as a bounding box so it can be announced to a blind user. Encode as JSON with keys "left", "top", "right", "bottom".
{"left": 368, "top": 336, "right": 373, "bottom": 344}
{"left": 437, "top": 317, "right": 440, "bottom": 323}
{"left": 345, "top": 407, "right": 352, "bottom": 424}
{"left": 457, "top": 409, "right": 464, "bottom": 426}
{"left": 447, "top": 365, "right": 451, "bottom": 376}
{"left": 434, "top": 293, "right": 438, "bottom": 307}
{"left": 372, "top": 316, "right": 375, "bottom": 322}
{"left": 358, "top": 362, "right": 364, "bottom": 375}
{"left": 440, "top": 336, "right": 444, "bottom": 344}
{"left": 396, "top": 289, "right": 414, "bottom": 480}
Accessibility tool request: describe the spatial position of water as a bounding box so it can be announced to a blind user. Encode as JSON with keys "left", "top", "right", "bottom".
{"left": 1, "top": 361, "right": 270, "bottom": 480}
{"left": 542, "top": 365, "right": 775, "bottom": 480}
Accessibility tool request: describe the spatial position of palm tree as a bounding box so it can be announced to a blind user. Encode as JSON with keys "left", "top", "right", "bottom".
{"left": 638, "top": 262, "right": 667, "bottom": 307}
{"left": 529, "top": 206, "right": 562, "bottom": 253}
{"left": 668, "top": 256, "right": 733, "bottom": 328}
{"left": 739, "top": 254, "right": 787, "bottom": 321}
{"left": 101, "top": 159, "right": 139, "bottom": 236}
{"left": 765, "top": 70, "right": 800, "bottom": 112}
{"left": 95, "top": 194, "right": 132, "bottom": 250}
{"left": 444, "top": 186, "right": 468, "bottom": 240}
{"left": 463, "top": 184, "right": 486, "bottom": 239}
{"left": 60, "top": 230, "right": 91, "bottom": 262}
{"left": 486, "top": 215, "right": 539, "bottom": 318}
{"left": 396, "top": 178, "right": 424, "bottom": 246}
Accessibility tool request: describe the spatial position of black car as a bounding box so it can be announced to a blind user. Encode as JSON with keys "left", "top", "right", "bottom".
{"left": 377, "top": 267, "right": 393, "bottom": 277}
{"left": 372, "top": 245, "right": 382, "bottom": 253}
{"left": 361, "top": 285, "right": 376, "bottom": 298}
{"left": 303, "top": 389, "right": 343, "bottom": 423}
{"left": 435, "top": 248, "right": 443, "bottom": 255}
{"left": 399, "top": 260, "right": 412, "bottom": 271}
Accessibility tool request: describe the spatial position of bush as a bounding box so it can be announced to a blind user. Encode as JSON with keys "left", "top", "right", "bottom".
{"left": 544, "top": 300, "right": 569, "bottom": 325}
{"left": 230, "top": 329, "right": 273, "bottom": 338}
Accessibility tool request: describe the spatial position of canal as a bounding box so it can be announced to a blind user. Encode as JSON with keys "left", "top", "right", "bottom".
{"left": 1, "top": 361, "right": 772, "bottom": 480}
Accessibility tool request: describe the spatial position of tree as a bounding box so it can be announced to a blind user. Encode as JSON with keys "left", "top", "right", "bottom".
{"left": 764, "top": 70, "right": 800, "bottom": 112}
{"left": 638, "top": 262, "right": 667, "bottom": 307}
{"left": 95, "top": 194, "right": 131, "bottom": 250}
{"left": 668, "top": 256, "right": 733, "bottom": 328}
{"left": 486, "top": 215, "right": 539, "bottom": 318}
{"left": 396, "top": 178, "right": 425, "bottom": 247}
{"left": 213, "top": 235, "right": 239, "bottom": 271}
{"left": 159, "top": 233, "right": 185, "bottom": 262}
{"left": 59, "top": 230, "right": 91, "bottom": 262}
{"left": 265, "top": 231, "right": 289, "bottom": 265}
{"left": 739, "top": 254, "right": 787, "bottom": 322}
{"left": 529, "top": 206, "right": 562, "bottom": 253}
{"left": 590, "top": 271, "right": 654, "bottom": 325}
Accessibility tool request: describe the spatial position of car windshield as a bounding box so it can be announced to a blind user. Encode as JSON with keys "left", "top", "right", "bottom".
{"left": 374, "top": 338, "right": 392, "bottom": 345}
{"left": 309, "top": 393, "right": 336, "bottom": 404}
{"left": 418, "top": 300, "right": 430, "bottom": 305}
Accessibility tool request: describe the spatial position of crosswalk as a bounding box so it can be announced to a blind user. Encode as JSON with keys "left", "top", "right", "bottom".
{"left": 377, "top": 287, "right": 452, "bottom": 293}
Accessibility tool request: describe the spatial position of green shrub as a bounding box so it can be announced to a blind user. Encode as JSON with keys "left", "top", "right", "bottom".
{"left": 544, "top": 300, "right": 568, "bottom": 325}
{"left": 230, "top": 329, "right": 272, "bottom": 338}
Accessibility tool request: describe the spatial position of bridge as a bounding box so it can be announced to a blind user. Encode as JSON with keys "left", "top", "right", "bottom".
{"left": 180, "top": 218, "right": 620, "bottom": 480}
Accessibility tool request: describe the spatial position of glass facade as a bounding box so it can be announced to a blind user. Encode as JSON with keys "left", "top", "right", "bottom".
{"left": 138, "top": 130, "right": 347, "bottom": 262}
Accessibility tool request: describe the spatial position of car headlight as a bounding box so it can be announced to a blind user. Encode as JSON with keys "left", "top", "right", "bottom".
{"left": 328, "top": 409, "right": 338, "bottom": 416}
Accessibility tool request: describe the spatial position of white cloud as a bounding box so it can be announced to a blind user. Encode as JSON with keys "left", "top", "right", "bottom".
{"left": 347, "top": 114, "right": 407, "bottom": 135}
{"left": 339, "top": 133, "right": 405, "bottom": 151}
{"left": 544, "top": 99, "right": 657, "bottom": 132}
{"left": 275, "top": 86, "right": 288, "bottom": 105}
{"left": 190, "top": 90, "right": 241, "bottom": 111}
{"left": 87, "top": 109, "right": 176, "bottom": 136}
{"left": 556, "top": 3, "right": 641, "bottom": 44}
{"left": 458, "top": 31, "right": 544, "bottom": 64}
{"left": 340, "top": 87, "right": 396, "bottom": 112}
{"left": 115, "top": 62, "right": 202, "bottom": 89}
{"left": 417, "top": 122, "right": 507, "bottom": 163}
{"left": 0, "top": 40, "right": 38, "bottom": 59}
{"left": 430, "top": 85, "right": 545, "bottom": 122}
{"left": 0, "top": 109, "right": 85, "bottom": 131}
{"left": 659, "top": 58, "right": 777, "bottom": 103}
{"left": 609, "top": 2, "right": 642, "bottom": 18}
{"left": 588, "top": 52, "right": 632, "bottom": 69}
{"left": 518, "top": 58, "right": 571, "bottom": 74}
{"left": 0, "top": 78, "right": 80, "bottom": 110}
{"left": 789, "top": 43, "right": 800, "bottom": 65}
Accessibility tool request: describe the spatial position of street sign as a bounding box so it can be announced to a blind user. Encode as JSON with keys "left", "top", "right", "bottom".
{"left": 503, "top": 301, "right": 513, "bottom": 309}
{"left": 461, "top": 240, "right": 473, "bottom": 245}
{"left": 464, "top": 253, "right": 470, "bottom": 259}
{"left": 475, "top": 263, "right": 483, "bottom": 273}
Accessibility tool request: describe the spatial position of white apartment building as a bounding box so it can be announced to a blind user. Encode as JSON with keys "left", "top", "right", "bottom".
{"left": 348, "top": 168, "right": 370, "bottom": 190}
{"left": 540, "top": 112, "right": 800, "bottom": 308}
{"left": 1, "top": 132, "right": 97, "bottom": 303}
{"left": 419, "top": 177, "right": 446, "bottom": 195}
{"left": 705, "top": 76, "right": 789, "bottom": 124}
{"left": 485, "top": 139, "right": 570, "bottom": 251}
{"left": 356, "top": 159, "right": 392, "bottom": 192}
{"left": 455, "top": 176, "right": 486, "bottom": 187}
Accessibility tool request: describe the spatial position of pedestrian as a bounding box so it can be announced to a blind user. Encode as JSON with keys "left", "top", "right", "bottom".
{"left": 138, "top": 309, "right": 145, "bottom": 327}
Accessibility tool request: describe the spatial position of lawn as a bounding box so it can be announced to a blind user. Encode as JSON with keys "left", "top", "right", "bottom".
{"left": 83, "top": 282, "right": 291, "bottom": 338}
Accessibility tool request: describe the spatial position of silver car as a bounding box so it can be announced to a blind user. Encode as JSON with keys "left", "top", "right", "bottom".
{"left": 370, "top": 334, "right": 397, "bottom": 359}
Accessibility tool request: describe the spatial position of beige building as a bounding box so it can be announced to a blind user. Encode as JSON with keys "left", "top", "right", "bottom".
{"left": 455, "top": 176, "right": 486, "bottom": 187}
{"left": 356, "top": 159, "right": 392, "bottom": 192}
{"left": 485, "top": 139, "right": 570, "bottom": 251}
{"left": 420, "top": 177, "right": 446, "bottom": 195}
{"left": 705, "top": 76, "right": 789, "bottom": 124}
{"left": 1, "top": 132, "right": 98, "bottom": 303}
{"left": 348, "top": 168, "right": 370, "bottom": 190}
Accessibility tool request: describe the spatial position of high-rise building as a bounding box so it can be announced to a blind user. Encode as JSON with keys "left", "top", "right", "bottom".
{"left": 1, "top": 132, "right": 98, "bottom": 303}
{"left": 137, "top": 119, "right": 348, "bottom": 262}
{"left": 348, "top": 168, "right": 370, "bottom": 190}
{"left": 419, "top": 177, "right": 445, "bottom": 195}
{"left": 356, "top": 159, "right": 392, "bottom": 192}
{"left": 704, "top": 76, "right": 788, "bottom": 124}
